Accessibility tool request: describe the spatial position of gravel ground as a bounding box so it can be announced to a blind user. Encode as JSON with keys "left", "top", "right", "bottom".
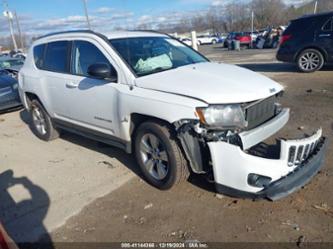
{"left": 49, "top": 46, "right": 333, "bottom": 246}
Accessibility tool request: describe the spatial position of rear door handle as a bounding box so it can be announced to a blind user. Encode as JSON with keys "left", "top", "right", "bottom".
{"left": 319, "top": 34, "right": 331, "bottom": 37}
{"left": 66, "top": 82, "right": 79, "bottom": 88}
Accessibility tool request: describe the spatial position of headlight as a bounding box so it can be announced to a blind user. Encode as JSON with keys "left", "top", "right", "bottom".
{"left": 196, "top": 105, "right": 248, "bottom": 129}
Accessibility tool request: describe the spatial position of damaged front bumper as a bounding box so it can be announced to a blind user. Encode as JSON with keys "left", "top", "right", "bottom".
{"left": 209, "top": 129, "right": 327, "bottom": 201}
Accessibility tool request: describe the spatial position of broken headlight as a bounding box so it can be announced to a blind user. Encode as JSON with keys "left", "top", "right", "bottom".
{"left": 196, "top": 105, "right": 248, "bottom": 129}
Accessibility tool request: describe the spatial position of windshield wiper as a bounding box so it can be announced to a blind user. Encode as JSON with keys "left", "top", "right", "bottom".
{"left": 137, "top": 67, "right": 173, "bottom": 76}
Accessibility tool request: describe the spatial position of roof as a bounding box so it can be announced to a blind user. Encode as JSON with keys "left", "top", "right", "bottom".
{"left": 294, "top": 11, "right": 333, "bottom": 21}
{"left": 36, "top": 30, "right": 167, "bottom": 42}
{"left": 105, "top": 31, "right": 167, "bottom": 40}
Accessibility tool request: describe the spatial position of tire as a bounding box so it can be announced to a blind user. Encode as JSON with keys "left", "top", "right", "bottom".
{"left": 29, "top": 99, "right": 59, "bottom": 141}
{"left": 212, "top": 40, "right": 217, "bottom": 45}
{"left": 134, "top": 121, "right": 189, "bottom": 190}
{"left": 297, "top": 49, "right": 324, "bottom": 73}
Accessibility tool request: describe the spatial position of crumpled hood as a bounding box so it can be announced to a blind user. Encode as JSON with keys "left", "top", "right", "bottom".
{"left": 135, "top": 62, "right": 284, "bottom": 104}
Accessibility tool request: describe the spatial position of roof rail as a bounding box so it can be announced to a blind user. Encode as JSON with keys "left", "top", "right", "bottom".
{"left": 297, "top": 11, "right": 333, "bottom": 20}
{"left": 129, "top": 29, "right": 175, "bottom": 37}
{"left": 36, "top": 29, "right": 105, "bottom": 41}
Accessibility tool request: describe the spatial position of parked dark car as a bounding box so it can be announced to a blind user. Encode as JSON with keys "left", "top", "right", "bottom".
{"left": 0, "top": 70, "right": 21, "bottom": 112}
{"left": 277, "top": 11, "right": 333, "bottom": 73}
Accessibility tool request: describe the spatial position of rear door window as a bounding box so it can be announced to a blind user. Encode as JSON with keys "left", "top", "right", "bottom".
{"left": 43, "top": 41, "right": 70, "bottom": 73}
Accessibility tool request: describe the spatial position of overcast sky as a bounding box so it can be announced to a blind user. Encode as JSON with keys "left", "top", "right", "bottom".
{"left": 0, "top": 0, "right": 313, "bottom": 36}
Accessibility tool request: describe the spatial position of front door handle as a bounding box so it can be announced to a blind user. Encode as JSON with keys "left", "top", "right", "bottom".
{"left": 66, "top": 82, "right": 79, "bottom": 88}
{"left": 319, "top": 34, "right": 331, "bottom": 37}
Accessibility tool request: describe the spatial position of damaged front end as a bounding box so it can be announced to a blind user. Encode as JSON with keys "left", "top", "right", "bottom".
{"left": 175, "top": 96, "right": 327, "bottom": 201}
{"left": 209, "top": 129, "right": 326, "bottom": 201}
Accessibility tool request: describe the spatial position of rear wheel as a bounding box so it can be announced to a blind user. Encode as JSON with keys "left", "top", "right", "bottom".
{"left": 30, "top": 99, "right": 59, "bottom": 141}
{"left": 134, "top": 121, "right": 189, "bottom": 190}
{"left": 297, "top": 49, "right": 324, "bottom": 73}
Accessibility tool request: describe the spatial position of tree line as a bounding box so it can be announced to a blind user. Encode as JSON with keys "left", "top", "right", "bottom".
{"left": 1, "top": 0, "right": 332, "bottom": 50}
{"left": 157, "top": 0, "right": 333, "bottom": 34}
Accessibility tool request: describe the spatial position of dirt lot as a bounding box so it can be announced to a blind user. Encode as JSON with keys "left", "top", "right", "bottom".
{"left": 50, "top": 47, "right": 333, "bottom": 245}
{"left": 1, "top": 46, "right": 333, "bottom": 247}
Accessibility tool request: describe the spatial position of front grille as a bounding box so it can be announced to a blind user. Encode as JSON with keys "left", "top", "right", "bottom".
{"left": 245, "top": 96, "right": 277, "bottom": 130}
{"left": 287, "top": 140, "right": 319, "bottom": 167}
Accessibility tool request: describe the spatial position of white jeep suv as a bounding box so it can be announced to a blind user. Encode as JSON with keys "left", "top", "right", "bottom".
{"left": 19, "top": 30, "right": 327, "bottom": 200}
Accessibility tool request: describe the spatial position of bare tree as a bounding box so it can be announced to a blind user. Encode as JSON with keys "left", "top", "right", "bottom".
{"left": 150, "top": 0, "right": 332, "bottom": 36}
{"left": 251, "top": 0, "right": 287, "bottom": 29}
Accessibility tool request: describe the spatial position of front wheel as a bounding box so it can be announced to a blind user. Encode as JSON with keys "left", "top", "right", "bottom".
{"left": 134, "top": 121, "right": 189, "bottom": 190}
{"left": 297, "top": 49, "right": 324, "bottom": 73}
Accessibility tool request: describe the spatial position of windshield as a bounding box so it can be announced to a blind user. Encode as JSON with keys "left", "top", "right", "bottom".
{"left": 0, "top": 59, "right": 24, "bottom": 69}
{"left": 109, "top": 37, "right": 208, "bottom": 77}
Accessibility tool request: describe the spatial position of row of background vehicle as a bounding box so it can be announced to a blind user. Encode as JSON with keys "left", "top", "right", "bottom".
{"left": 177, "top": 27, "right": 285, "bottom": 49}
{"left": 0, "top": 50, "right": 25, "bottom": 112}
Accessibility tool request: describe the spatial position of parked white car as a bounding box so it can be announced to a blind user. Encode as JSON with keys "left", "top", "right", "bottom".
{"left": 197, "top": 35, "right": 219, "bottom": 45}
{"left": 250, "top": 31, "right": 259, "bottom": 42}
{"left": 180, "top": 38, "right": 192, "bottom": 46}
{"left": 19, "top": 31, "right": 327, "bottom": 200}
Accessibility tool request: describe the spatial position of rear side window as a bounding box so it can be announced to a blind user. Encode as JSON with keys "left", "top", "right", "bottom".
{"left": 33, "top": 44, "right": 45, "bottom": 69}
{"left": 323, "top": 17, "right": 333, "bottom": 31}
{"left": 284, "top": 18, "right": 316, "bottom": 35}
{"left": 44, "top": 41, "right": 69, "bottom": 73}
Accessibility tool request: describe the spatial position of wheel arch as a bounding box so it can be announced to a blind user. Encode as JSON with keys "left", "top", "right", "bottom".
{"left": 129, "top": 113, "right": 206, "bottom": 175}
{"left": 130, "top": 113, "right": 176, "bottom": 139}
{"left": 25, "top": 92, "right": 42, "bottom": 110}
{"left": 23, "top": 92, "right": 53, "bottom": 118}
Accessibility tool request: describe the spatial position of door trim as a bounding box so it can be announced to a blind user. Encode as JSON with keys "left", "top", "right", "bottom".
{"left": 53, "top": 118, "right": 132, "bottom": 153}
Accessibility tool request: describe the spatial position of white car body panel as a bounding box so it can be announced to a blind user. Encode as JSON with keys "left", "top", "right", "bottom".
{"left": 117, "top": 87, "right": 204, "bottom": 141}
{"left": 135, "top": 62, "right": 284, "bottom": 104}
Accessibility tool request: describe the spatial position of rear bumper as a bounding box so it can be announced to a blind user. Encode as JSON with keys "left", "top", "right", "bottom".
{"left": 209, "top": 129, "right": 327, "bottom": 201}
{"left": 276, "top": 48, "right": 295, "bottom": 62}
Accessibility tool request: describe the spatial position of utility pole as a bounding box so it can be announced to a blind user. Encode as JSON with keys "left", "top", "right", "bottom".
{"left": 2, "top": 0, "right": 18, "bottom": 51}
{"left": 14, "top": 11, "right": 24, "bottom": 50}
{"left": 314, "top": 1, "right": 318, "bottom": 14}
{"left": 82, "top": 0, "right": 92, "bottom": 30}
{"left": 251, "top": 10, "right": 254, "bottom": 48}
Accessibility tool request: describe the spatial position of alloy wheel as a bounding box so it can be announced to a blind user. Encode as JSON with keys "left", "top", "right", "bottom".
{"left": 32, "top": 106, "right": 47, "bottom": 135}
{"left": 299, "top": 52, "right": 321, "bottom": 71}
{"left": 139, "top": 133, "right": 169, "bottom": 180}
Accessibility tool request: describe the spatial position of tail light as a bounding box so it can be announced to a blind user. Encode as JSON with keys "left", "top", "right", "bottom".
{"left": 280, "top": 34, "right": 292, "bottom": 46}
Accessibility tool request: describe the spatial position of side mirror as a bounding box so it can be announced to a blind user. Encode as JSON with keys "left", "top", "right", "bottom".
{"left": 87, "top": 63, "right": 117, "bottom": 82}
